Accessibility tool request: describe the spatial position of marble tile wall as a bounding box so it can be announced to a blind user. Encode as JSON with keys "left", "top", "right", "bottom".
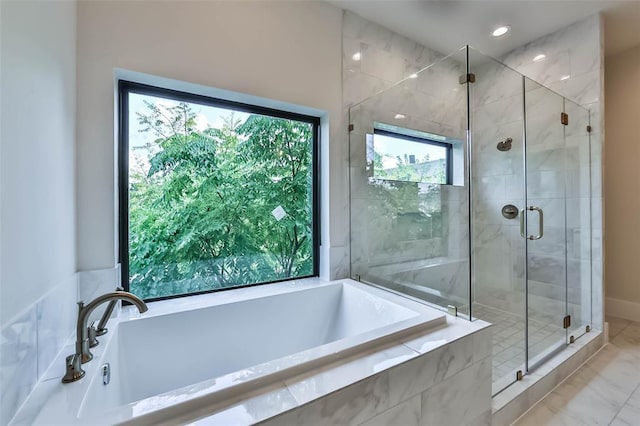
{"left": 344, "top": 11, "right": 471, "bottom": 309}
{"left": 0, "top": 275, "right": 77, "bottom": 425}
{"left": 499, "top": 14, "right": 604, "bottom": 330}
{"left": 469, "top": 53, "right": 526, "bottom": 310}
{"left": 260, "top": 325, "right": 492, "bottom": 426}
{"left": 0, "top": 266, "right": 124, "bottom": 424}
{"left": 470, "top": 14, "right": 603, "bottom": 332}
{"left": 77, "top": 265, "right": 122, "bottom": 324}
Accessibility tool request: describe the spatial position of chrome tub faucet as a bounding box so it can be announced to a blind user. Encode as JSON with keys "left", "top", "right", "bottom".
{"left": 62, "top": 290, "right": 148, "bottom": 383}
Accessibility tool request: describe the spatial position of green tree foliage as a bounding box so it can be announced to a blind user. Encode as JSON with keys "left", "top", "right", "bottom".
{"left": 128, "top": 101, "right": 313, "bottom": 299}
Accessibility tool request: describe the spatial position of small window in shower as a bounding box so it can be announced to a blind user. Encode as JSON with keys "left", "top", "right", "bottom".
{"left": 371, "top": 126, "right": 452, "bottom": 185}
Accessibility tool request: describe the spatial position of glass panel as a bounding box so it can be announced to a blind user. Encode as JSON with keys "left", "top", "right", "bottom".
{"left": 125, "top": 90, "right": 316, "bottom": 300}
{"left": 348, "top": 47, "right": 470, "bottom": 315}
{"left": 523, "top": 77, "right": 568, "bottom": 367}
{"left": 468, "top": 47, "right": 527, "bottom": 394}
{"left": 564, "top": 99, "right": 592, "bottom": 341}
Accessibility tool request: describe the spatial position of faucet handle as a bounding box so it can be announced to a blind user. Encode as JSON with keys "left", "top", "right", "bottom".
{"left": 88, "top": 321, "right": 99, "bottom": 348}
{"left": 62, "top": 354, "right": 85, "bottom": 383}
{"left": 96, "top": 288, "right": 124, "bottom": 336}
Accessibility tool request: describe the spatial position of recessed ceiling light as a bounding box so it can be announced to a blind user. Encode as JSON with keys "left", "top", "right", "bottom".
{"left": 394, "top": 114, "right": 406, "bottom": 120}
{"left": 533, "top": 54, "right": 546, "bottom": 62}
{"left": 560, "top": 74, "right": 571, "bottom": 81}
{"left": 492, "top": 26, "right": 510, "bottom": 37}
{"left": 352, "top": 52, "right": 361, "bottom": 61}
{"left": 409, "top": 73, "right": 418, "bottom": 79}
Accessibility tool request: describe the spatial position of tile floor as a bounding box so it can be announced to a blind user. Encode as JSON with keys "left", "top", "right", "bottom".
{"left": 473, "top": 304, "right": 565, "bottom": 388}
{"left": 515, "top": 316, "right": 640, "bottom": 425}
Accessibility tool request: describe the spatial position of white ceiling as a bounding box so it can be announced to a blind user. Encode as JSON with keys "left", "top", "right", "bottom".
{"left": 331, "top": 0, "right": 640, "bottom": 58}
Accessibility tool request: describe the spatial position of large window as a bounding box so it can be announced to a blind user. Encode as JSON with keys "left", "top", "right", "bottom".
{"left": 118, "top": 81, "right": 319, "bottom": 301}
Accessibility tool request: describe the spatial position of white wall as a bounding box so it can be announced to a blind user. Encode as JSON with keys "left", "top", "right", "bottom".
{"left": 604, "top": 44, "right": 640, "bottom": 320}
{"left": 76, "top": 1, "right": 344, "bottom": 280}
{"left": 0, "top": 1, "right": 77, "bottom": 423}
{"left": 0, "top": 1, "right": 77, "bottom": 327}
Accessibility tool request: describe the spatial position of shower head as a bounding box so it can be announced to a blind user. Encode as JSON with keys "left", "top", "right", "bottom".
{"left": 497, "top": 137, "right": 513, "bottom": 152}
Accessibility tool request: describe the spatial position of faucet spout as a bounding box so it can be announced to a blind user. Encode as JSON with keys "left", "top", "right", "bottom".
{"left": 63, "top": 291, "right": 148, "bottom": 383}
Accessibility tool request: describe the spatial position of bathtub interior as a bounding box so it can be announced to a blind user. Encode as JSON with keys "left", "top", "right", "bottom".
{"left": 78, "top": 281, "right": 444, "bottom": 418}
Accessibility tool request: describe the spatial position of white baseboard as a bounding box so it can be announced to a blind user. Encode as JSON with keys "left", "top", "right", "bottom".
{"left": 606, "top": 297, "right": 640, "bottom": 322}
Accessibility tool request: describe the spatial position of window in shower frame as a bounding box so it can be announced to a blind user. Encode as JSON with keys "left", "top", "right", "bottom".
{"left": 117, "top": 80, "right": 320, "bottom": 302}
{"left": 371, "top": 128, "right": 453, "bottom": 185}
{"left": 369, "top": 127, "right": 451, "bottom": 254}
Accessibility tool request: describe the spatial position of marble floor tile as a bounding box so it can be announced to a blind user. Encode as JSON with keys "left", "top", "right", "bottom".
{"left": 610, "top": 323, "right": 640, "bottom": 358}
{"left": 514, "top": 402, "right": 574, "bottom": 426}
{"left": 610, "top": 384, "right": 640, "bottom": 426}
{"left": 515, "top": 364, "right": 628, "bottom": 425}
{"left": 516, "top": 320, "right": 640, "bottom": 426}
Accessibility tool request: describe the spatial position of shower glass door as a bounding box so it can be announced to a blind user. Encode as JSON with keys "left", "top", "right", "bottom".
{"left": 468, "top": 48, "right": 527, "bottom": 394}
{"left": 564, "top": 99, "right": 593, "bottom": 343}
{"left": 523, "top": 78, "right": 569, "bottom": 368}
{"left": 347, "top": 45, "right": 593, "bottom": 397}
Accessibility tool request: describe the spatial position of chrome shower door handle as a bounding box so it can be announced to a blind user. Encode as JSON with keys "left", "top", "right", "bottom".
{"left": 520, "top": 209, "right": 526, "bottom": 238}
{"left": 527, "top": 206, "right": 544, "bottom": 240}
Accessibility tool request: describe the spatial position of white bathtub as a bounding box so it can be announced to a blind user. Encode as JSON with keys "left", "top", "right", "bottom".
{"left": 24, "top": 279, "right": 445, "bottom": 425}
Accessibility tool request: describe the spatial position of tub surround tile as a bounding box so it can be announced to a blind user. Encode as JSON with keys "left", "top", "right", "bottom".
{"left": 183, "top": 384, "right": 299, "bottom": 426}
{"left": 36, "top": 275, "right": 77, "bottom": 378}
{"left": 1, "top": 275, "right": 78, "bottom": 425}
{"left": 421, "top": 358, "right": 492, "bottom": 426}
{"left": 265, "top": 366, "right": 393, "bottom": 425}
{"left": 284, "top": 344, "right": 416, "bottom": 406}
{"left": 329, "top": 245, "right": 350, "bottom": 281}
{"left": 260, "top": 323, "right": 491, "bottom": 426}
{"left": 1, "top": 309, "right": 38, "bottom": 426}
{"left": 8, "top": 377, "right": 60, "bottom": 426}
{"left": 280, "top": 316, "right": 490, "bottom": 411}
{"left": 78, "top": 266, "right": 121, "bottom": 324}
{"left": 360, "top": 394, "right": 421, "bottom": 426}
{"left": 387, "top": 336, "right": 476, "bottom": 406}
{"left": 39, "top": 342, "right": 74, "bottom": 382}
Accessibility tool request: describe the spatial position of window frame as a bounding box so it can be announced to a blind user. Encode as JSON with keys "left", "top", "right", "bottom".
{"left": 372, "top": 128, "right": 453, "bottom": 185}
{"left": 117, "top": 80, "right": 321, "bottom": 302}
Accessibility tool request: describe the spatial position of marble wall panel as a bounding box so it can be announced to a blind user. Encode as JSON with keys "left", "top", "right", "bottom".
{"left": 0, "top": 275, "right": 77, "bottom": 424}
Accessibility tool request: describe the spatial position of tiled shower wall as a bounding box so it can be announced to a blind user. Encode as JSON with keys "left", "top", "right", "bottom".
{"left": 344, "top": 11, "right": 471, "bottom": 307}
{"left": 470, "top": 55, "right": 527, "bottom": 318}
{"left": 342, "top": 12, "right": 603, "bottom": 325}
{"left": 474, "top": 16, "right": 603, "bottom": 328}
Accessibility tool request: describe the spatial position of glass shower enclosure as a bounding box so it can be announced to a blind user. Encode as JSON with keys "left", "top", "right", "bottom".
{"left": 348, "top": 46, "right": 592, "bottom": 395}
